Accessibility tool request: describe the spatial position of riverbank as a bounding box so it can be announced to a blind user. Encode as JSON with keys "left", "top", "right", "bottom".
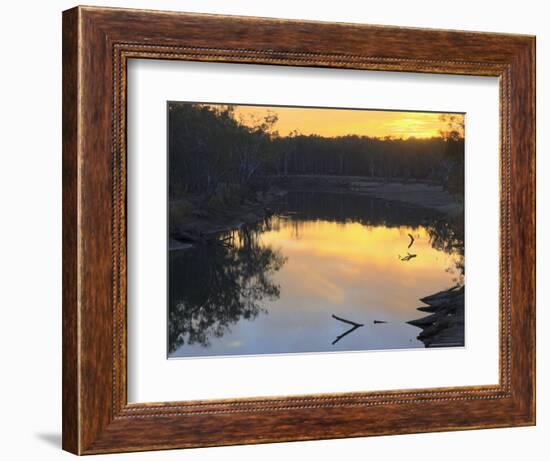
{"left": 407, "top": 285, "right": 465, "bottom": 347}
{"left": 170, "top": 174, "right": 462, "bottom": 250}
{"left": 169, "top": 187, "right": 287, "bottom": 250}
{"left": 268, "top": 174, "right": 462, "bottom": 215}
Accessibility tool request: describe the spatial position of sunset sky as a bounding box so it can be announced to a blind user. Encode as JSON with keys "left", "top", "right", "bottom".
{"left": 229, "top": 104, "right": 463, "bottom": 139}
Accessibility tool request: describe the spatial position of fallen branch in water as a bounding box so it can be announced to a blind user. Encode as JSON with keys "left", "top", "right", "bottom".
{"left": 172, "top": 230, "right": 208, "bottom": 245}
{"left": 420, "top": 285, "right": 462, "bottom": 306}
{"left": 408, "top": 285, "right": 465, "bottom": 347}
{"left": 331, "top": 314, "right": 364, "bottom": 346}
{"left": 331, "top": 324, "right": 363, "bottom": 345}
{"left": 400, "top": 252, "right": 417, "bottom": 261}
{"left": 331, "top": 314, "right": 364, "bottom": 328}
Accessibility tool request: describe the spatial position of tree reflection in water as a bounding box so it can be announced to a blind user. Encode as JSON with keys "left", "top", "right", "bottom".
{"left": 426, "top": 211, "right": 464, "bottom": 283}
{"left": 168, "top": 191, "right": 465, "bottom": 355}
{"left": 168, "top": 221, "right": 286, "bottom": 353}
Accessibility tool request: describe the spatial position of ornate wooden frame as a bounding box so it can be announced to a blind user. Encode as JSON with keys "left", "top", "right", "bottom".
{"left": 62, "top": 5, "right": 536, "bottom": 455}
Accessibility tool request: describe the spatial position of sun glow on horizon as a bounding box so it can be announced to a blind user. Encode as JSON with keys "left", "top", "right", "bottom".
{"left": 226, "top": 104, "right": 463, "bottom": 139}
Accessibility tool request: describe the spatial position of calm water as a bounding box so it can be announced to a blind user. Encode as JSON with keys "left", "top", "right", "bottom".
{"left": 168, "top": 191, "right": 463, "bottom": 358}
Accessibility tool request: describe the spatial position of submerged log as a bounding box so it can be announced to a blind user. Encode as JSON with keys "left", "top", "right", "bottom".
{"left": 169, "top": 238, "right": 193, "bottom": 251}
{"left": 408, "top": 312, "right": 441, "bottom": 327}
{"left": 408, "top": 285, "right": 465, "bottom": 348}
{"left": 331, "top": 324, "right": 362, "bottom": 346}
{"left": 420, "top": 285, "right": 463, "bottom": 306}
{"left": 172, "top": 230, "right": 208, "bottom": 245}
{"left": 331, "top": 314, "right": 364, "bottom": 346}
{"left": 416, "top": 305, "right": 440, "bottom": 313}
{"left": 332, "top": 314, "right": 364, "bottom": 328}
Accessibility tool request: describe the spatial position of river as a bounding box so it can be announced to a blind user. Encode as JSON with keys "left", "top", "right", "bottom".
{"left": 168, "top": 190, "right": 463, "bottom": 358}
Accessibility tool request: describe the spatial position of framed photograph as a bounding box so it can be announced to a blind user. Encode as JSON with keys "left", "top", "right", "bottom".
{"left": 62, "top": 6, "right": 535, "bottom": 455}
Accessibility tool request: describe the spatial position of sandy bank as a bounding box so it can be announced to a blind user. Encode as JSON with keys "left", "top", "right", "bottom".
{"left": 268, "top": 175, "right": 462, "bottom": 215}
{"left": 351, "top": 181, "right": 462, "bottom": 215}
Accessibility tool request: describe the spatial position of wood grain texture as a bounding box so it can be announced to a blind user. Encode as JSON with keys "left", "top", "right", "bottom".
{"left": 62, "top": 7, "right": 79, "bottom": 454}
{"left": 62, "top": 5, "right": 536, "bottom": 455}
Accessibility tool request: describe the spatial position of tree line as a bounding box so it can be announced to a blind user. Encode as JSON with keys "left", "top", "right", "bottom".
{"left": 168, "top": 103, "right": 465, "bottom": 199}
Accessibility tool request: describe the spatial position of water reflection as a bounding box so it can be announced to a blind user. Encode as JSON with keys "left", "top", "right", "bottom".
{"left": 168, "top": 223, "right": 286, "bottom": 352}
{"left": 169, "top": 191, "right": 463, "bottom": 357}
